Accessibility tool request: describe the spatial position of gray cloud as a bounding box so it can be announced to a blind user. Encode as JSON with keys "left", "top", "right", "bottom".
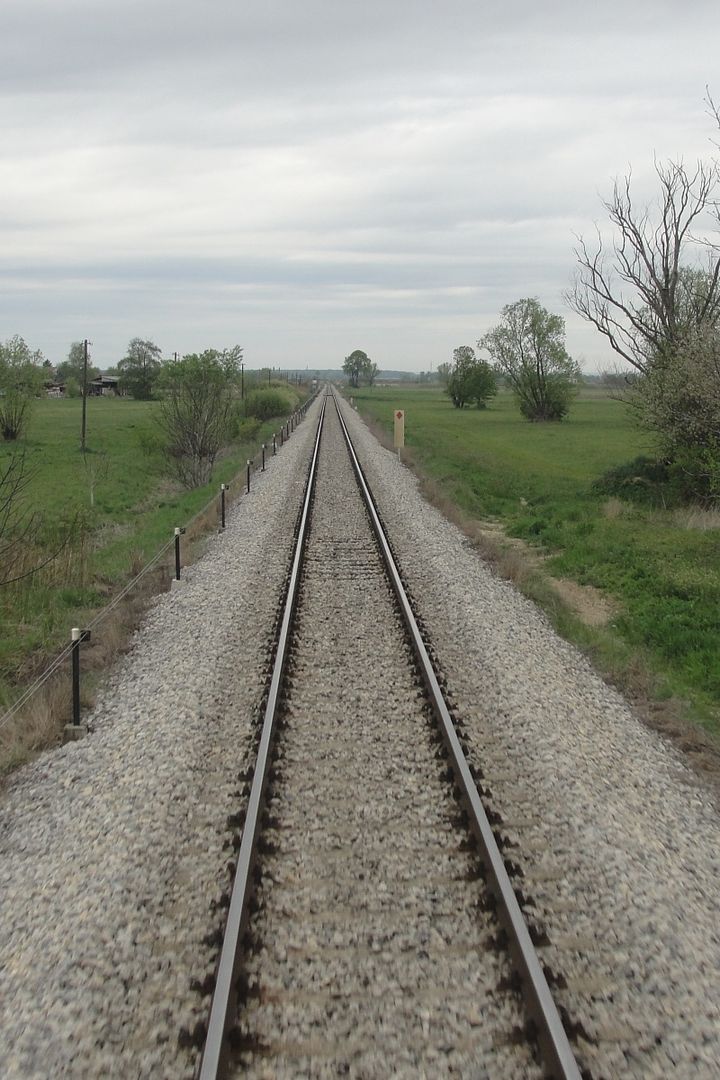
{"left": 1, "top": 0, "right": 719, "bottom": 370}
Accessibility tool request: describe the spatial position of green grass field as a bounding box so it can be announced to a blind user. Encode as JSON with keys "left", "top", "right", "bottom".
{"left": 351, "top": 386, "right": 720, "bottom": 733}
{"left": 0, "top": 391, "right": 301, "bottom": 708}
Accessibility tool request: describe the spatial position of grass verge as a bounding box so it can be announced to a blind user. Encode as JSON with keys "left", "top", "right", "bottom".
{"left": 0, "top": 389, "right": 306, "bottom": 773}
{"left": 349, "top": 385, "right": 720, "bottom": 785}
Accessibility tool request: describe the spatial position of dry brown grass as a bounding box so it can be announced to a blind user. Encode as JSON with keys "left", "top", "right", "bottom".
{"left": 0, "top": 678, "right": 68, "bottom": 774}
{"left": 0, "top": 561, "right": 173, "bottom": 778}
{"left": 602, "top": 496, "right": 627, "bottom": 519}
{"left": 673, "top": 505, "right": 720, "bottom": 530}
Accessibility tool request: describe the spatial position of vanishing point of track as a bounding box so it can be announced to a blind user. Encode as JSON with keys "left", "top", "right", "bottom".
{"left": 197, "top": 391, "right": 581, "bottom": 1078}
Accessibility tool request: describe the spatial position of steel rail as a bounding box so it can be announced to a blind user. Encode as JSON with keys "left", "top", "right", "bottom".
{"left": 197, "top": 393, "right": 328, "bottom": 1080}
{"left": 333, "top": 392, "right": 582, "bottom": 1080}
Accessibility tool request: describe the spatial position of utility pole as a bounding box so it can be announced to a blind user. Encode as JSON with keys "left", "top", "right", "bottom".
{"left": 241, "top": 362, "right": 245, "bottom": 400}
{"left": 173, "top": 351, "right": 179, "bottom": 362}
{"left": 80, "top": 339, "right": 90, "bottom": 452}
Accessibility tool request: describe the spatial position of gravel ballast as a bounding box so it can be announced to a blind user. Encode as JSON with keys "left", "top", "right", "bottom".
{"left": 232, "top": 401, "right": 541, "bottom": 1078}
{"left": 1, "top": 387, "right": 719, "bottom": 1078}
{"left": 0, "top": 401, "right": 321, "bottom": 1079}
{"left": 338, "top": 393, "right": 720, "bottom": 1078}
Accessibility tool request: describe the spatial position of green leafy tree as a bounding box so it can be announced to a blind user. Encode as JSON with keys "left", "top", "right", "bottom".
{"left": 56, "top": 342, "right": 100, "bottom": 388}
{"left": 343, "top": 349, "right": 366, "bottom": 388}
{"left": 446, "top": 346, "right": 497, "bottom": 409}
{"left": 480, "top": 299, "right": 579, "bottom": 421}
{"left": 157, "top": 347, "right": 242, "bottom": 488}
{"left": 0, "top": 336, "right": 46, "bottom": 440}
{"left": 118, "top": 338, "right": 163, "bottom": 399}
{"left": 343, "top": 349, "right": 376, "bottom": 387}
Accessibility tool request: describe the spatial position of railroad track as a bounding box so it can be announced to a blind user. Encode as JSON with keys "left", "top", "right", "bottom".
{"left": 197, "top": 391, "right": 582, "bottom": 1079}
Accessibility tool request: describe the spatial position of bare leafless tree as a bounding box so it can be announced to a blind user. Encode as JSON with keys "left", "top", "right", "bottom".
{"left": 566, "top": 159, "right": 720, "bottom": 374}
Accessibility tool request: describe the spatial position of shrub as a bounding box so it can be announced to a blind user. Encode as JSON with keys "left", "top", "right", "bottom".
{"left": 244, "top": 388, "right": 290, "bottom": 421}
{"left": 445, "top": 346, "right": 497, "bottom": 409}
{"left": 233, "top": 416, "right": 261, "bottom": 442}
{"left": 635, "top": 326, "right": 720, "bottom": 505}
{"left": 593, "top": 456, "right": 671, "bottom": 507}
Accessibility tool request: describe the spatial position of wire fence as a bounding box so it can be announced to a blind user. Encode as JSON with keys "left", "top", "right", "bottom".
{"left": 0, "top": 395, "right": 315, "bottom": 736}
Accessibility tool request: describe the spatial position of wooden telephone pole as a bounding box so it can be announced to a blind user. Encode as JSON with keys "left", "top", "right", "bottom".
{"left": 80, "top": 339, "right": 90, "bottom": 452}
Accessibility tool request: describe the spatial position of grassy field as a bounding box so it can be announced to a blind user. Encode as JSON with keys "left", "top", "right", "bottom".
{"left": 0, "top": 389, "right": 302, "bottom": 717}
{"left": 351, "top": 385, "right": 720, "bottom": 735}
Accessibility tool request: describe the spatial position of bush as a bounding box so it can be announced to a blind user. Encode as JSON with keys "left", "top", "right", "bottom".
{"left": 233, "top": 416, "right": 261, "bottom": 442}
{"left": 64, "top": 377, "right": 82, "bottom": 399}
{"left": 445, "top": 346, "right": 497, "bottom": 409}
{"left": 635, "top": 327, "right": 720, "bottom": 505}
{"left": 667, "top": 443, "right": 720, "bottom": 507}
{"left": 244, "top": 388, "right": 290, "bottom": 421}
{"left": 593, "top": 456, "right": 672, "bottom": 507}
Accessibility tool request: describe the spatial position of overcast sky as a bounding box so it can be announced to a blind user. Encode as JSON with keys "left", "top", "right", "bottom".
{"left": 1, "top": 0, "right": 719, "bottom": 372}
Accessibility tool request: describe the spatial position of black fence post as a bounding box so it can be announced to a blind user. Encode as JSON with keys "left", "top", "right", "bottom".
{"left": 221, "top": 484, "right": 227, "bottom": 529}
{"left": 246, "top": 460, "right": 251, "bottom": 493}
{"left": 280, "top": 427, "right": 284, "bottom": 447}
{"left": 261, "top": 445, "right": 266, "bottom": 471}
{"left": 71, "top": 627, "right": 91, "bottom": 727}
{"left": 174, "top": 527, "right": 183, "bottom": 580}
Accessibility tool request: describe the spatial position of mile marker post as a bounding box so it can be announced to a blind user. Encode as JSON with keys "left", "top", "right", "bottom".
{"left": 394, "top": 409, "right": 405, "bottom": 462}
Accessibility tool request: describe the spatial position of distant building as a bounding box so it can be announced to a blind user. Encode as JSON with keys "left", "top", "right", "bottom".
{"left": 89, "top": 375, "right": 123, "bottom": 396}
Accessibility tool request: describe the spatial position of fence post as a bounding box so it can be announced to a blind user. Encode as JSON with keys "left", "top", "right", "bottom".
{"left": 272, "top": 433, "right": 277, "bottom": 455}
{"left": 220, "top": 484, "right": 227, "bottom": 529}
{"left": 261, "top": 444, "right": 266, "bottom": 471}
{"left": 174, "top": 527, "right": 183, "bottom": 580}
{"left": 280, "top": 427, "right": 284, "bottom": 447}
{"left": 71, "top": 628, "right": 91, "bottom": 728}
{"left": 246, "top": 460, "right": 251, "bottom": 493}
